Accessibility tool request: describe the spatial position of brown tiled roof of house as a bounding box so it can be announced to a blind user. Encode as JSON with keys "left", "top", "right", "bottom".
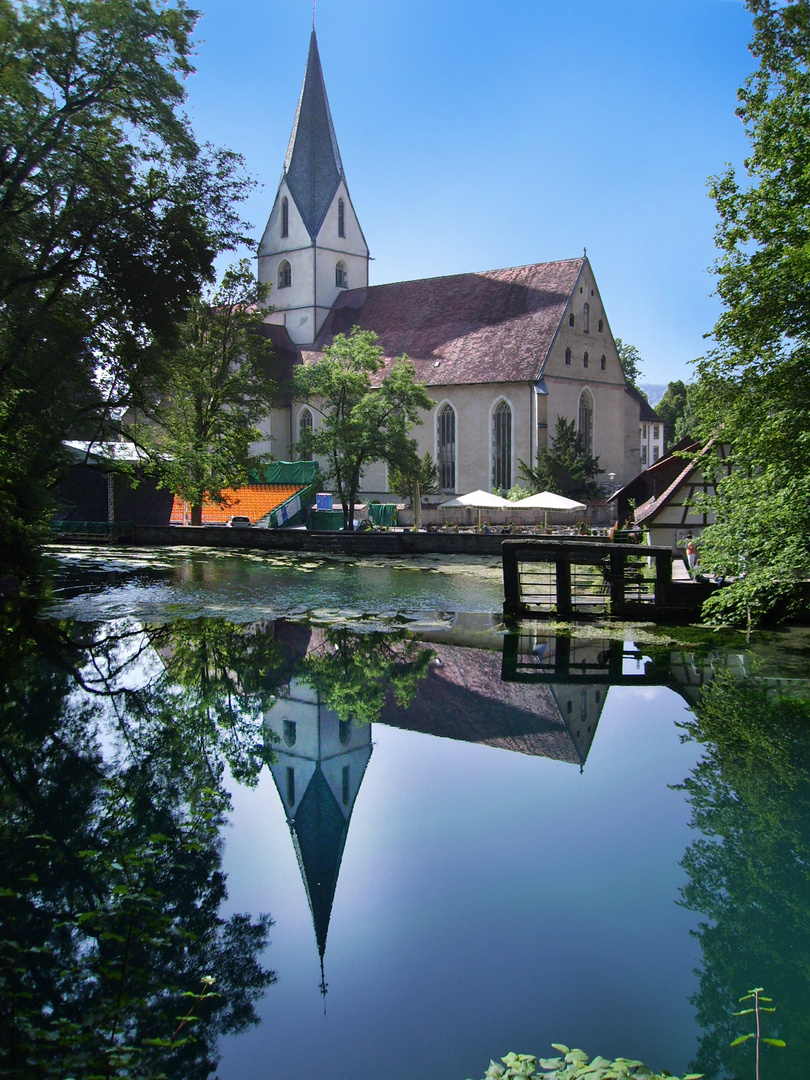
{"left": 305, "top": 258, "right": 586, "bottom": 387}
{"left": 634, "top": 438, "right": 715, "bottom": 525}
{"left": 170, "top": 484, "right": 305, "bottom": 525}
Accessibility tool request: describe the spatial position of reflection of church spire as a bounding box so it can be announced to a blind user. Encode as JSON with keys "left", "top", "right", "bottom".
{"left": 264, "top": 678, "right": 372, "bottom": 995}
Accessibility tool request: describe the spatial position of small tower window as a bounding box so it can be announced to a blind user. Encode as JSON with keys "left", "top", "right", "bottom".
{"left": 283, "top": 720, "right": 297, "bottom": 747}
{"left": 583, "top": 351, "right": 589, "bottom": 368}
{"left": 335, "top": 260, "right": 348, "bottom": 288}
{"left": 278, "top": 260, "right": 292, "bottom": 289}
{"left": 568, "top": 313, "right": 575, "bottom": 327}
{"left": 339, "top": 719, "right": 351, "bottom": 745}
{"left": 338, "top": 197, "right": 345, "bottom": 238}
{"left": 583, "top": 303, "right": 590, "bottom": 333}
{"left": 598, "top": 318, "right": 604, "bottom": 333}
{"left": 565, "top": 347, "right": 571, "bottom": 366}
{"left": 600, "top": 354, "right": 606, "bottom": 371}
{"left": 281, "top": 196, "right": 289, "bottom": 238}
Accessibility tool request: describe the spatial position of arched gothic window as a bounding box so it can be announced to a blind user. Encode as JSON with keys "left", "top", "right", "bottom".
{"left": 492, "top": 400, "right": 512, "bottom": 491}
{"left": 600, "top": 354, "right": 606, "bottom": 370}
{"left": 437, "top": 404, "right": 456, "bottom": 492}
{"left": 298, "top": 407, "right": 313, "bottom": 460}
{"left": 578, "top": 389, "right": 594, "bottom": 457}
{"left": 583, "top": 351, "right": 589, "bottom": 368}
{"left": 335, "top": 260, "right": 348, "bottom": 288}
{"left": 278, "top": 260, "right": 292, "bottom": 289}
{"left": 598, "top": 318, "right": 604, "bottom": 333}
{"left": 583, "top": 303, "right": 590, "bottom": 333}
{"left": 281, "top": 196, "right": 289, "bottom": 238}
{"left": 565, "top": 347, "right": 572, "bottom": 365}
{"left": 338, "top": 197, "right": 345, "bottom": 237}
{"left": 568, "top": 312, "right": 575, "bottom": 327}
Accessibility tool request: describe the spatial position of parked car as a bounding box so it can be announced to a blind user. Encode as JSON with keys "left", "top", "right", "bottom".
{"left": 226, "top": 516, "right": 251, "bottom": 528}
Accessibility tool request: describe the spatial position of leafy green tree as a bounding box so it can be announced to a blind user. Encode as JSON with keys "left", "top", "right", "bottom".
{"left": 293, "top": 328, "right": 432, "bottom": 530}
{"left": 301, "top": 628, "right": 435, "bottom": 725}
{"left": 655, "top": 380, "right": 697, "bottom": 450}
{"left": 0, "top": 0, "right": 252, "bottom": 576}
{"left": 614, "top": 338, "right": 645, "bottom": 389}
{"left": 676, "top": 670, "right": 810, "bottom": 1080}
{"left": 692, "top": 0, "right": 810, "bottom": 625}
{"left": 519, "top": 416, "right": 603, "bottom": 500}
{"left": 0, "top": 611, "right": 277, "bottom": 1079}
{"left": 388, "top": 451, "right": 438, "bottom": 508}
{"left": 132, "top": 262, "right": 278, "bottom": 526}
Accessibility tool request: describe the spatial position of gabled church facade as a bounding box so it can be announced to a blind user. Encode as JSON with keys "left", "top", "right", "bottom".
{"left": 256, "top": 30, "right": 642, "bottom": 494}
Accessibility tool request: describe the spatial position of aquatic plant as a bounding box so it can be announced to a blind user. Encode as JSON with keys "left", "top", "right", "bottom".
{"left": 470, "top": 1046, "right": 703, "bottom": 1080}
{"left": 731, "top": 987, "right": 785, "bottom": 1080}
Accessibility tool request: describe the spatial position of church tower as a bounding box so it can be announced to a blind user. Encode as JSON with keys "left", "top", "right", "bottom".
{"left": 259, "top": 30, "right": 369, "bottom": 345}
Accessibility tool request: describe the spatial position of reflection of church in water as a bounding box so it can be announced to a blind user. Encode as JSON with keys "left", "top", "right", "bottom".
{"left": 262, "top": 627, "right": 613, "bottom": 994}
{"left": 263, "top": 621, "right": 796, "bottom": 995}
{"left": 264, "top": 668, "right": 372, "bottom": 998}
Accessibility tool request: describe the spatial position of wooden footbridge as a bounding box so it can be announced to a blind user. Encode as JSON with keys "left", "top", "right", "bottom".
{"left": 501, "top": 539, "right": 710, "bottom": 620}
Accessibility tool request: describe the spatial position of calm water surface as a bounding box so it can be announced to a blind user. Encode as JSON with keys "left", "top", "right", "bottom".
{"left": 2, "top": 545, "right": 810, "bottom": 1080}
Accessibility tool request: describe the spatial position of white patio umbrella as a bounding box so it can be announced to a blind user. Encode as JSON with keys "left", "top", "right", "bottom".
{"left": 512, "top": 490, "right": 586, "bottom": 528}
{"left": 439, "top": 489, "right": 511, "bottom": 529}
{"left": 512, "top": 491, "right": 586, "bottom": 511}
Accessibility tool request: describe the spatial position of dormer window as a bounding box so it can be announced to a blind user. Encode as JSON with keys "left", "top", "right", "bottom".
{"left": 335, "top": 260, "right": 348, "bottom": 288}
{"left": 281, "top": 196, "right": 289, "bottom": 238}
{"left": 338, "top": 197, "right": 345, "bottom": 238}
{"left": 583, "top": 303, "right": 590, "bottom": 333}
{"left": 278, "top": 259, "right": 292, "bottom": 289}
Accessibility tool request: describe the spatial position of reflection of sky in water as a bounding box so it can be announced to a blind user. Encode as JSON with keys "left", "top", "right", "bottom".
{"left": 45, "top": 545, "right": 504, "bottom": 626}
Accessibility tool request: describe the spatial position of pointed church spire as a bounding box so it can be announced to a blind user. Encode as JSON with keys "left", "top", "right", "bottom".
{"left": 283, "top": 30, "right": 344, "bottom": 239}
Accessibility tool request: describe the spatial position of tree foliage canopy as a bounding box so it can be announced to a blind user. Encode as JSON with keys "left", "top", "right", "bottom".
{"left": 0, "top": 0, "right": 253, "bottom": 574}
{"left": 519, "top": 416, "right": 603, "bottom": 500}
{"left": 614, "top": 338, "right": 644, "bottom": 389}
{"left": 132, "top": 262, "right": 277, "bottom": 525}
{"left": 655, "top": 379, "right": 696, "bottom": 450}
{"left": 293, "top": 328, "right": 432, "bottom": 529}
{"left": 691, "top": 0, "right": 810, "bottom": 624}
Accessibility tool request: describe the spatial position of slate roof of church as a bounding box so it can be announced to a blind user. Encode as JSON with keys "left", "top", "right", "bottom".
{"left": 283, "top": 29, "right": 344, "bottom": 240}
{"left": 306, "top": 258, "right": 586, "bottom": 387}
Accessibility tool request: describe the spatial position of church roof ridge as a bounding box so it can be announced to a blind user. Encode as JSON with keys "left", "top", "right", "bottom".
{"left": 283, "top": 29, "right": 344, "bottom": 240}
{"left": 363, "top": 256, "right": 585, "bottom": 292}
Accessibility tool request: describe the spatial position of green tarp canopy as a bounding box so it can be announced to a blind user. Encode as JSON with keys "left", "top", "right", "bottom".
{"left": 250, "top": 461, "right": 318, "bottom": 485}
{"left": 369, "top": 503, "right": 398, "bottom": 527}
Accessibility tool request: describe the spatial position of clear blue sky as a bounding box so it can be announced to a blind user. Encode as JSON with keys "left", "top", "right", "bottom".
{"left": 185, "top": 0, "right": 755, "bottom": 386}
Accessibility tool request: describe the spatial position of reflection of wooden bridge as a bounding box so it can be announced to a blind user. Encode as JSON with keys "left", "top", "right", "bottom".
{"left": 501, "top": 635, "right": 672, "bottom": 687}
{"left": 501, "top": 539, "right": 714, "bottom": 620}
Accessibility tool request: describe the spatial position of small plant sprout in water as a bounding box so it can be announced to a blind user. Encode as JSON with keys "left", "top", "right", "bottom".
{"left": 731, "top": 987, "right": 785, "bottom": 1080}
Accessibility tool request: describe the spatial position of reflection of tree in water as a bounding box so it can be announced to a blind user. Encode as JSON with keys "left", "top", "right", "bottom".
{"left": 301, "top": 628, "right": 435, "bottom": 724}
{"left": 0, "top": 609, "right": 277, "bottom": 1080}
{"left": 677, "top": 671, "right": 810, "bottom": 1079}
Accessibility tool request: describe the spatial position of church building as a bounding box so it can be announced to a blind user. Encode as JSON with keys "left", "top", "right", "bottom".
{"left": 257, "top": 30, "right": 642, "bottom": 494}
